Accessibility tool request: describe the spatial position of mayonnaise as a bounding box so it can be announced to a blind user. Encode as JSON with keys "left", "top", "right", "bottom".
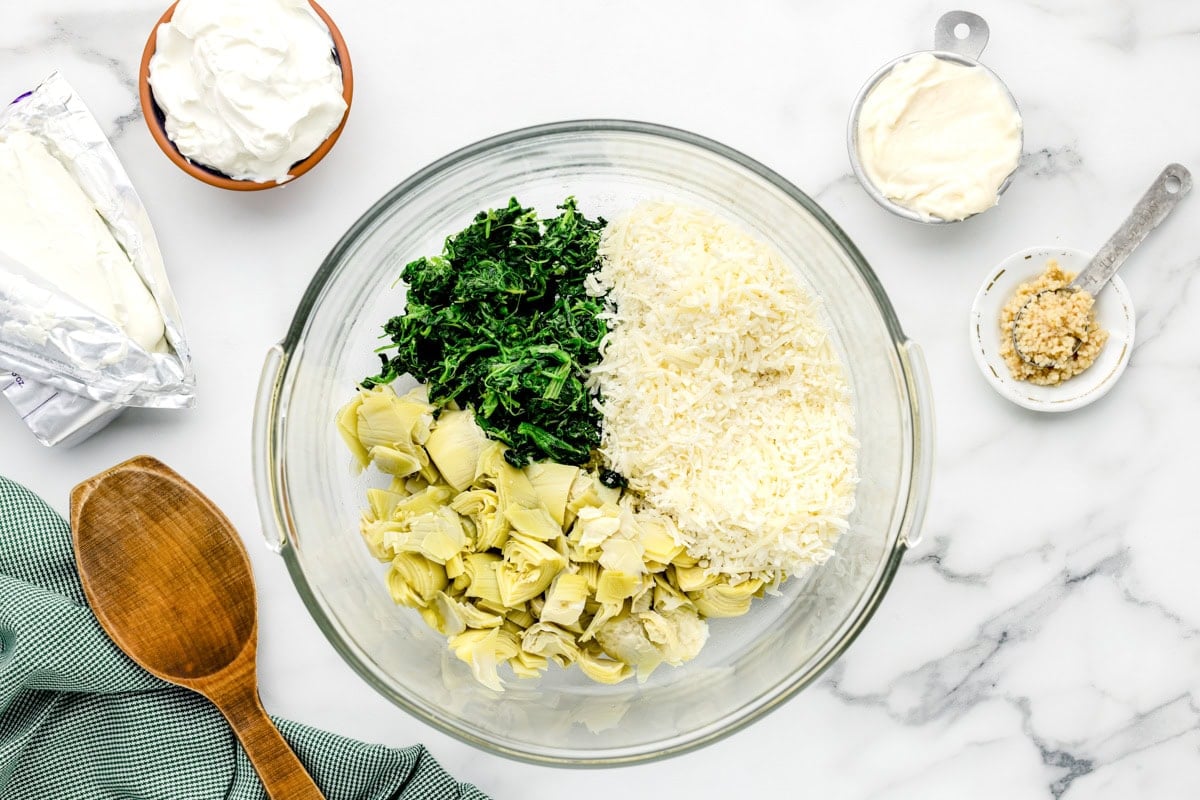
{"left": 856, "top": 53, "right": 1022, "bottom": 221}
{"left": 147, "top": 0, "right": 348, "bottom": 184}
{"left": 0, "top": 130, "right": 165, "bottom": 352}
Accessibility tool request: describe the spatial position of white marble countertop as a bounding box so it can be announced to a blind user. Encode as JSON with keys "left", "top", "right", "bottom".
{"left": 4, "top": 1, "right": 1199, "bottom": 797}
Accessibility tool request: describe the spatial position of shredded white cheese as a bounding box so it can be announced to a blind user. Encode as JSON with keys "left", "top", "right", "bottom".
{"left": 587, "top": 201, "right": 858, "bottom": 583}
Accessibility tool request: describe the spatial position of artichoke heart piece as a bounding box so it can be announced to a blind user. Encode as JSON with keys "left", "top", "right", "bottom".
{"left": 457, "top": 510, "right": 478, "bottom": 538}
{"left": 576, "top": 561, "right": 600, "bottom": 594}
{"left": 671, "top": 550, "right": 701, "bottom": 569}
{"left": 387, "top": 553, "right": 448, "bottom": 608}
{"left": 366, "top": 488, "right": 406, "bottom": 523}
{"left": 599, "top": 537, "right": 646, "bottom": 577}
{"left": 336, "top": 393, "right": 370, "bottom": 470}
{"left": 424, "top": 409, "right": 489, "bottom": 491}
{"left": 462, "top": 552, "right": 504, "bottom": 605}
{"left": 552, "top": 533, "right": 571, "bottom": 563}
{"left": 462, "top": 600, "right": 506, "bottom": 627}
{"left": 540, "top": 572, "right": 589, "bottom": 626}
{"left": 567, "top": 474, "right": 622, "bottom": 516}
{"left": 403, "top": 507, "right": 469, "bottom": 564}
{"left": 594, "top": 480, "right": 621, "bottom": 506}
{"left": 360, "top": 517, "right": 397, "bottom": 562}
{"left": 580, "top": 600, "right": 624, "bottom": 643}
{"left": 449, "top": 489, "right": 492, "bottom": 517}
{"left": 428, "top": 591, "right": 503, "bottom": 635}
{"left": 638, "top": 517, "right": 685, "bottom": 564}
{"left": 475, "top": 597, "right": 513, "bottom": 617}
{"left": 570, "top": 504, "right": 622, "bottom": 549}
{"left": 640, "top": 607, "right": 709, "bottom": 665}
{"left": 630, "top": 579, "right": 654, "bottom": 614}
{"left": 451, "top": 489, "right": 508, "bottom": 552}
{"left": 477, "top": 443, "right": 542, "bottom": 509}
{"left": 674, "top": 564, "right": 718, "bottom": 593}
{"left": 522, "top": 622, "right": 580, "bottom": 667}
{"left": 691, "top": 579, "right": 763, "bottom": 618}
{"left": 394, "top": 485, "right": 455, "bottom": 519}
{"left": 417, "top": 454, "right": 441, "bottom": 486}
{"left": 496, "top": 478, "right": 542, "bottom": 520}
{"left": 506, "top": 606, "right": 536, "bottom": 629}
{"left": 386, "top": 476, "right": 413, "bottom": 498}
{"left": 525, "top": 461, "right": 580, "bottom": 528}
{"left": 576, "top": 644, "right": 633, "bottom": 685}
{"left": 504, "top": 504, "right": 563, "bottom": 542}
{"left": 474, "top": 441, "right": 509, "bottom": 482}
{"left": 448, "top": 628, "right": 521, "bottom": 692}
{"left": 563, "top": 470, "right": 596, "bottom": 528}
{"left": 595, "top": 569, "right": 642, "bottom": 605}
{"left": 402, "top": 475, "right": 429, "bottom": 495}
{"left": 417, "top": 604, "right": 445, "bottom": 634}
{"left": 367, "top": 445, "right": 423, "bottom": 477}
{"left": 398, "top": 385, "right": 434, "bottom": 410}
{"left": 397, "top": 387, "right": 437, "bottom": 443}
{"left": 652, "top": 575, "right": 695, "bottom": 613}
{"left": 594, "top": 611, "right": 664, "bottom": 681}
{"left": 497, "top": 533, "right": 567, "bottom": 607}
{"left": 510, "top": 649, "right": 549, "bottom": 679}
{"left": 568, "top": 540, "right": 602, "bottom": 565}
{"left": 355, "top": 385, "right": 435, "bottom": 451}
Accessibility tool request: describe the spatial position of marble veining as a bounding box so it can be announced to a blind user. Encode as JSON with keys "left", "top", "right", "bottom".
{"left": 1019, "top": 145, "right": 1085, "bottom": 179}
{"left": 2, "top": 1, "right": 1198, "bottom": 798}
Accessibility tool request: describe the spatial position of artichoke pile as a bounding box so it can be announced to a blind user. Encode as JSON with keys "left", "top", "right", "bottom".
{"left": 337, "top": 384, "right": 765, "bottom": 689}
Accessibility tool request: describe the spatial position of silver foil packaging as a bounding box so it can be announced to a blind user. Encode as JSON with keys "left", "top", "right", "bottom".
{"left": 0, "top": 73, "right": 194, "bottom": 446}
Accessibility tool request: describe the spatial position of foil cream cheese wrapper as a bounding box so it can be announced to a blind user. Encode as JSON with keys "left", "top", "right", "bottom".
{"left": 0, "top": 72, "right": 194, "bottom": 446}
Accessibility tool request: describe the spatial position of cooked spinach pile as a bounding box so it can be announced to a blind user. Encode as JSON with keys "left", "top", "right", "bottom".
{"left": 363, "top": 197, "right": 608, "bottom": 468}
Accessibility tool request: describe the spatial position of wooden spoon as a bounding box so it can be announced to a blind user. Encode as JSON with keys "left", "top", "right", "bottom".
{"left": 70, "top": 455, "right": 324, "bottom": 800}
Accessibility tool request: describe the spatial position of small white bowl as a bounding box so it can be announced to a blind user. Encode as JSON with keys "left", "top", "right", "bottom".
{"left": 969, "top": 247, "right": 1135, "bottom": 412}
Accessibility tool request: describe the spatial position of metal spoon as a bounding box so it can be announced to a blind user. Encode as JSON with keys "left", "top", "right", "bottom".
{"left": 71, "top": 456, "right": 325, "bottom": 800}
{"left": 1013, "top": 163, "right": 1192, "bottom": 367}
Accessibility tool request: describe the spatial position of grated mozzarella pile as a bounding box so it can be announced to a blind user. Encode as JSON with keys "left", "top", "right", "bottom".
{"left": 586, "top": 201, "right": 859, "bottom": 583}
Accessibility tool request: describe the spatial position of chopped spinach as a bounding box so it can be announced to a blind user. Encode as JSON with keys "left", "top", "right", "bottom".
{"left": 363, "top": 197, "right": 608, "bottom": 467}
{"left": 599, "top": 468, "right": 628, "bottom": 489}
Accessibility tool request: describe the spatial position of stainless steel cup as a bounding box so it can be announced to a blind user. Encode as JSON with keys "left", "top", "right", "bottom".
{"left": 847, "top": 11, "right": 1023, "bottom": 224}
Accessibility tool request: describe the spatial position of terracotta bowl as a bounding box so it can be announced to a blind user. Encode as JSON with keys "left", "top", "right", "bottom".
{"left": 138, "top": 1, "right": 353, "bottom": 191}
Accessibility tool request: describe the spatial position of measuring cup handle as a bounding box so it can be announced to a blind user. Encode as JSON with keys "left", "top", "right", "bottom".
{"left": 934, "top": 11, "right": 989, "bottom": 60}
{"left": 1075, "top": 164, "right": 1193, "bottom": 296}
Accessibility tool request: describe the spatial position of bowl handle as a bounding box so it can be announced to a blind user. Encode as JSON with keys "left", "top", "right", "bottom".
{"left": 898, "top": 340, "right": 935, "bottom": 549}
{"left": 252, "top": 344, "right": 289, "bottom": 554}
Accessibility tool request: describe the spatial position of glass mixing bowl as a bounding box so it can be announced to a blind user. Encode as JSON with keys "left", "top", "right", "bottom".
{"left": 253, "top": 120, "right": 933, "bottom": 766}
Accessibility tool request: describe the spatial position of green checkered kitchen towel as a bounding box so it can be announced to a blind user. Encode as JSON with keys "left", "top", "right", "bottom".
{"left": 0, "top": 474, "right": 491, "bottom": 800}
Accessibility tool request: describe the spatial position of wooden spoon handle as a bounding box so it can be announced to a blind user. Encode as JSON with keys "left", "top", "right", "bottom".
{"left": 213, "top": 680, "right": 325, "bottom": 800}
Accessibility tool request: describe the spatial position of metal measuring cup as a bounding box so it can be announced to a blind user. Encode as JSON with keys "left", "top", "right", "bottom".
{"left": 846, "top": 11, "right": 1023, "bottom": 223}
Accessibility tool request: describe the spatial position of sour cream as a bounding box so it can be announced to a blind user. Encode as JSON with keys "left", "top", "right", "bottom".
{"left": 856, "top": 53, "right": 1022, "bottom": 221}
{"left": 148, "top": 0, "right": 347, "bottom": 184}
{"left": 0, "top": 131, "right": 165, "bottom": 352}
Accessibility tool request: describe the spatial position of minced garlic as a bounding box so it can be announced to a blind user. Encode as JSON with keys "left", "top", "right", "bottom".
{"left": 999, "top": 260, "right": 1108, "bottom": 386}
